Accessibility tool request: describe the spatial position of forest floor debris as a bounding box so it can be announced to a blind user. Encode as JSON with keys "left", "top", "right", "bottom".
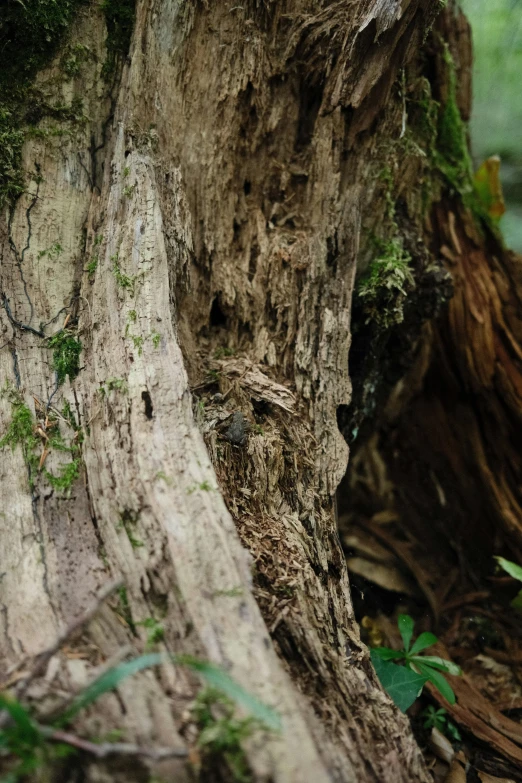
{"left": 338, "top": 468, "right": 522, "bottom": 782}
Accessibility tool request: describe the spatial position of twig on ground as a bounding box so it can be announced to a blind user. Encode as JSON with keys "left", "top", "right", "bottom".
{"left": 41, "top": 727, "right": 188, "bottom": 760}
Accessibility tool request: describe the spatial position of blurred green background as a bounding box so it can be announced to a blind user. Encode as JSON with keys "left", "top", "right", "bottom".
{"left": 462, "top": 0, "right": 522, "bottom": 250}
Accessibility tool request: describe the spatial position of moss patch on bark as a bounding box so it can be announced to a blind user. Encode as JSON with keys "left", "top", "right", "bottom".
{"left": 0, "top": 0, "right": 87, "bottom": 206}
{"left": 0, "top": 0, "right": 136, "bottom": 208}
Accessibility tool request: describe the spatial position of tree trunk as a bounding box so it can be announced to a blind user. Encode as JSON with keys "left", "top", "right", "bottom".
{"left": 0, "top": 1, "right": 504, "bottom": 781}
{"left": 339, "top": 8, "right": 522, "bottom": 599}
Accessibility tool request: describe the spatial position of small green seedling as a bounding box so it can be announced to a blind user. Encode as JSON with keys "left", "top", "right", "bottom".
{"left": 421, "top": 705, "right": 461, "bottom": 742}
{"left": 136, "top": 617, "right": 165, "bottom": 648}
{"left": 495, "top": 556, "right": 522, "bottom": 609}
{"left": 370, "top": 614, "right": 461, "bottom": 712}
{"left": 193, "top": 687, "right": 256, "bottom": 783}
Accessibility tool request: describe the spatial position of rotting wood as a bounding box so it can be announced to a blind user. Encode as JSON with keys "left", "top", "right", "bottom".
{"left": 0, "top": 1, "right": 492, "bottom": 781}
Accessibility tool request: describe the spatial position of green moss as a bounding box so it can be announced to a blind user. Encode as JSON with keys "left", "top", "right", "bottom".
{"left": 130, "top": 335, "right": 144, "bottom": 355}
{"left": 45, "top": 95, "right": 86, "bottom": 124}
{"left": 47, "top": 429, "right": 74, "bottom": 453}
{"left": 434, "top": 45, "right": 473, "bottom": 194}
{"left": 0, "top": 386, "right": 81, "bottom": 493}
{"left": 61, "top": 42, "right": 91, "bottom": 78}
{"left": 0, "top": 0, "right": 135, "bottom": 206}
{"left": 412, "top": 78, "right": 440, "bottom": 155}
{"left": 99, "top": 377, "right": 128, "bottom": 395}
{"left": 0, "top": 0, "right": 86, "bottom": 206}
{"left": 48, "top": 330, "right": 82, "bottom": 385}
{"left": 357, "top": 239, "right": 414, "bottom": 327}
{"left": 25, "top": 124, "right": 71, "bottom": 141}
{"left": 120, "top": 525, "right": 143, "bottom": 549}
{"left": 112, "top": 253, "right": 139, "bottom": 294}
{"left": 429, "top": 46, "right": 502, "bottom": 232}
{"left": 38, "top": 241, "right": 63, "bottom": 261}
{"left": 45, "top": 457, "right": 80, "bottom": 491}
{"left": 85, "top": 257, "right": 98, "bottom": 279}
{"left": 187, "top": 480, "right": 214, "bottom": 494}
{"left": 100, "top": 0, "right": 136, "bottom": 79}
{"left": 0, "top": 396, "right": 38, "bottom": 454}
{"left": 61, "top": 399, "right": 78, "bottom": 429}
{"left": 0, "top": 109, "right": 26, "bottom": 204}
{"left": 406, "top": 62, "right": 498, "bottom": 232}
{"left": 0, "top": 1, "right": 85, "bottom": 86}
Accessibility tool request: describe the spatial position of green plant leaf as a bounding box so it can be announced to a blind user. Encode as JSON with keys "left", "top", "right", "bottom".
{"left": 369, "top": 647, "right": 405, "bottom": 661}
{"left": 57, "top": 653, "right": 165, "bottom": 724}
{"left": 409, "top": 632, "right": 438, "bottom": 655}
{"left": 371, "top": 651, "right": 426, "bottom": 712}
{"left": 0, "top": 695, "right": 40, "bottom": 746}
{"left": 495, "top": 556, "right": 522, "bottom": 582}
{"left": 398, "top": 614, "right": 415, "bottom": 652}
{"left": 421, "top": 705, "right": 447, "bottom": 731}
{"left": 446, "top": 720, "right": 461, "bottom": 742}
{"left": 414, "top": 662, "right": 456, "bottom": 705}
{"left": 178, "top": 656, "right": 281, "bottom": 732}
{"left": 411, "top": 656, "right": 461, "bottom": 676}
{"left": 58, "top": 653, "right": 280, "bottom": 733}
{"left": 511, "top": 588, "right": 522, "bottom": 610}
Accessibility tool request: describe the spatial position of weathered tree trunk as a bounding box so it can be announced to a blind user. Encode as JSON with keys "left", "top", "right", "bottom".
{"left": 0, "top": 1, "right": 504, "bottom": 781}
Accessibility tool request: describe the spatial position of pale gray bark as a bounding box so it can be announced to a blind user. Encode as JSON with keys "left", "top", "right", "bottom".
{"left": 0, "top": 2, "right": 442, "bottom": 781}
